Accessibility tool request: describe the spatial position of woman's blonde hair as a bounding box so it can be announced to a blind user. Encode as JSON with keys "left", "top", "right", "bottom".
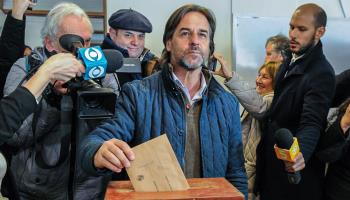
{"left": 258, "top": 61, "right": 281, "bottom": 88}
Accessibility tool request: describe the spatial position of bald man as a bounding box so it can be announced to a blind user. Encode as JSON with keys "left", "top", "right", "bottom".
{"left": 253, "top": 3, "right": 335, "bottom": 200}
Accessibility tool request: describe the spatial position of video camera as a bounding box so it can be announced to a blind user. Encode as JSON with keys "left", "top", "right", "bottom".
{"left": 59, "top": 34, "right": 123, "bottom": 119}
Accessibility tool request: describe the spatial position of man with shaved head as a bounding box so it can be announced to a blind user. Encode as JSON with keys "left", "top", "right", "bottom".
{"left": 253, "top": 3, "right": 335, "bottom": 200}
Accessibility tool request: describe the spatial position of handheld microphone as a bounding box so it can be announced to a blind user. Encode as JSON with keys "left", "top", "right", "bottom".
{"left": 102, "top": 49, "right": 124, "bottom": 73}
{"left": 59, "top": 34, "right": 123, "bottom": 76}
{"left": 274, "top": 128, "right": 301, "bottom": 184}
{"left": 60, "top": 34, "right": 107, "bottom": 80}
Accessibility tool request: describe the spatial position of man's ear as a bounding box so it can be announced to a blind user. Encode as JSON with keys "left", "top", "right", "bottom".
{"left": 166, "top": 40, "right": 172, "bottom": 52}
{"left": 44, "top": 37, "right": 57, "bottom": 52}
{"left": 109, "top": 27, "right": 117, "bottom": 35}
{"left": 109, "top": 28, "right": 117, "bottom": 40}
{"left": 315, "top": 26, "right": 325, "bottom": 41}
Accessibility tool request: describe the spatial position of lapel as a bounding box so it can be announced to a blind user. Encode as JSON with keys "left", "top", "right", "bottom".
{"left": 280, "top": 41, "right": 324, "bottom": 82}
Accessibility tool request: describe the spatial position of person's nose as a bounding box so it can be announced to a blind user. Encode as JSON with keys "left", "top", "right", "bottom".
{"left": 190, "top": 33, "right": 200, "bottom": 46}
{"left": 256, "top": 75, "right": 263, "bottom": 82}
{"left": 130, "top": 35, "right": 139, "bottom": 46}
{"left": 289, "top": 29, "right": 297, "bottom": 40}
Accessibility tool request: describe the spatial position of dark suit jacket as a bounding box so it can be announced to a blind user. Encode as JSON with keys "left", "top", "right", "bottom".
{"left": 255, "top": 41, "right": 336, "bottom": 200}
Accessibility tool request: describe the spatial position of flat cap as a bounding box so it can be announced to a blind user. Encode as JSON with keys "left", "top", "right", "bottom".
{"left": 108, "top": 9, "right": 152, "bottom": 33}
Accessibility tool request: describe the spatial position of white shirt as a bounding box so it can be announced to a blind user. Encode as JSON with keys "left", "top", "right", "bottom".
{"left": 172, "top": 72, "right": 207, "bottom": 105}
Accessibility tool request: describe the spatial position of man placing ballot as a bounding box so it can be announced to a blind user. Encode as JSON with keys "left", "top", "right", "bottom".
{"left": 79, "top": 4, "right": 247, "bottom": 198}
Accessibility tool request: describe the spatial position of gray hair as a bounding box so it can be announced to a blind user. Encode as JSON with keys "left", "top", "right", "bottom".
{"left": 265, "top": 34, "right": 289, "bottom": 61}
{"left": 41, "top": 2, "right": 93, "bottom": 41}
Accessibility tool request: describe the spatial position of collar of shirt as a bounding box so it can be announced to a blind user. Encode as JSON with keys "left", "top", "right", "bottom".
{"left": 290, "top": 53, "right": 305, "bottom": 65}
{"left": 172, "top": 71, "right": 207, "bottom": 105}
{"left": 284, "top": 53, "right": 306, "bottom": 77}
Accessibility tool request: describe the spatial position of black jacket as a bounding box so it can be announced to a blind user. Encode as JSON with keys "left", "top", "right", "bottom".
{"left": 0, "top": 87, "right": 36, "bottom": 144}
{"left": 317, "top": 110, "right": 350, "bottom": 200}
{"left": 0, "top": 12, "right": 26, "bottom": 98}
{"left": 333, "top": 69, "right": 350, "bottom": 107}
{"left": 255, "top": 41, "right": 336, "bottom": 200}
{"left": 0, "top": 87, "right": 36, "bottom": 199}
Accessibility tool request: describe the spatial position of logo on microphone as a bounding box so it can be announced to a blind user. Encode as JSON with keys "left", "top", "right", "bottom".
{"left": 88, "top": 66, "right": 105, "bottom": 79}
{"left": 274, "top": 137, "right": 300, "bottom": 162}
{"left": 78, "top": 46, "right": 108, "bottom": 80}
{"left": 84, "top": 47, "right": 103, "bottom": 62}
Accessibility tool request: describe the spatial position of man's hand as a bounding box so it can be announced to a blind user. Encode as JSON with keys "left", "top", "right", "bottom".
{"left": 39, "top": 53, "right": 85, "bottom": 83}
{"left": 284, "top": 152, "right": 305, "bottom": 173}
{"left": 212, "top": 53, "right": 233, "bottom": 80}
{"left": 94, "top": 139, "right": 135, "bottom": 173}
{"left": 12, "top": 0, "right": 36, "bottom": 20}
{"left": 52, "top": 80, "right": 68, "bottom": 95}
{"left": 23, "top": 53, "right": 84, "bottom": 98}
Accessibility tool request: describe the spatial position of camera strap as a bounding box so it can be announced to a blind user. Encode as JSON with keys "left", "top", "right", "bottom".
{"left": 33, "top": 97, "right": 73, "bottom": 169}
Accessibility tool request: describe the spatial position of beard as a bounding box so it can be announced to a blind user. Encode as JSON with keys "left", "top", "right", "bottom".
{"left": 292, "top": 35, "right": 316, "bottom": 56}
{"left": 178, "top": 56, "right": 204, "bottom": 71}
{"left": 177, "top": 45, "right": 206, "bottom": 71}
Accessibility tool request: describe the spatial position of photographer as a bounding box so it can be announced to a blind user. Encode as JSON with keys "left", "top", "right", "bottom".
{"left": 3, "top": 3, "right": 119, "bottom": 200}
{"left": 1, "top": 53, "right": 84, "bottom": 144}
{"left": 0, "top": 53, "right": 84, "bottom": 198}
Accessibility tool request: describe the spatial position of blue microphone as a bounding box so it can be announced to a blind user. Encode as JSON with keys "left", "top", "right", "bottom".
{"left": 78, "top": 46, "right": 107, "bottom": 80}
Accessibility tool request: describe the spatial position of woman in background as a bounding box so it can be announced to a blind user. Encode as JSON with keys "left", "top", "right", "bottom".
{"left": 214, "top": 55, "right": 281, "bottom": 200}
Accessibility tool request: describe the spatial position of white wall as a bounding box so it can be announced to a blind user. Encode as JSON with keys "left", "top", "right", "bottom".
{"left": 231, "top": 0, "right": 347, "bottom": 17}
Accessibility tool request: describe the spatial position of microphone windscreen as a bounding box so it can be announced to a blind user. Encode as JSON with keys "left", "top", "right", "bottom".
{"left": 275, "top": 128, "right": 294, "bottom": 149}
{"left": 103, "top": 49, "right": 124, "bottom": 73}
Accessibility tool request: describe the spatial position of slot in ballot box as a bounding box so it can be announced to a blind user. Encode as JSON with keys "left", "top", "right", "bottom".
{"left": 104, "top": 178, "right": 244, "bottom": 200}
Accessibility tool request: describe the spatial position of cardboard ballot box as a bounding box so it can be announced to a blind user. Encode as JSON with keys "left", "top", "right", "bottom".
{"left": 104, "top": 178, "right": 244, "bottom": 200}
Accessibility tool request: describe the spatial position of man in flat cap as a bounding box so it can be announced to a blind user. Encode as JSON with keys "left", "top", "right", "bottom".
{"left": 101, "top": 9, "right": 159, "bottom": 86}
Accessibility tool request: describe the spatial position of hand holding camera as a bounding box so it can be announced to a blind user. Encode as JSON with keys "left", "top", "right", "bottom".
{"left": 39, "top": 53, "right": 85, "bottom": 83}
